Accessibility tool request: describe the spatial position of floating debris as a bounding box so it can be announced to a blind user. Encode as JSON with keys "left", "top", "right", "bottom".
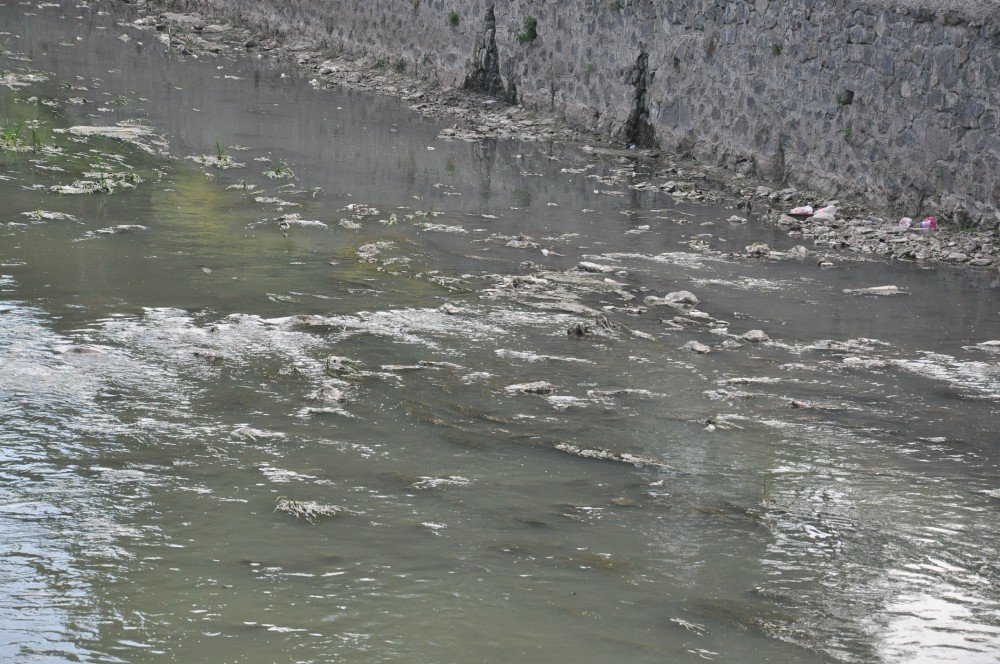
{"left": 274, "top": 497, "right": 357, "bottom": 523}
{"left": 79, "top": 224, "right": 148, "bottom": 239}
{"left": 191, "top": 348, "right": 223, "bottom": 362}
{"left": 843, "top": 285, "right": 906, "bottom": 296}
{"left": 496, "top": 349, "right": 594, "bottom": 364}
{"left": 356, "top": 241, "right": 395, "bottom": 262}
{"left": 311, "top": 384, "right": 348, "bottom": 404}
{"left": 51, "top": 171, "right": 142, "bottom": 195}
{"left": 0, "top": 70, "right": 48, "bottom": 90}
{"left": 576, "top": 261, "right": 618, "bottom": 274}
{"left": 684, "top": 340, "right": 711, "bottom": 354}
{"left": 741, "top": 330, "right": 770, "bottom": 343}
{"left": 325, "top": 355, "right": 360, "bottom": 374}
{"left": 411, "top": 476, "right": 471, "bottom": 490}
{"left": 420, "top": 223, "right": 467, "bottom": 233}
{"left": 277, "top": 213, "right": 327, "bottom": 231}
{"left": 187, "top": 154, "right": 245, "bottom": 169}
{"left": 438, "top": 303, "right": 467, "bottom": 315}
{"left": 670, "top": 618, "right": 707, "bottom": 635}
{"left": 264, "top": 160, "right": 295, "bottom": 180}
{"left": 55, "top": 123, "right": 166, "bottom": 154}
{"left": 20, "top": 210, "right": 77, "bottom": 222}
{"left": 254, "top": 196, "right": 300, "bottom": 208}
{"left": 422, "top": 522, "right": 448, "bottom": 533}
{"left": 505, "top": 381, "right": 556, "bottom": 395}
{"left": 554, "top": 443, "right": 673, "bottom": 470}
{"left": 645, "top": 291, "right": 700, "bottom": 310}
{"left": 588, "top": 388, "right": 654, "bottom": 398}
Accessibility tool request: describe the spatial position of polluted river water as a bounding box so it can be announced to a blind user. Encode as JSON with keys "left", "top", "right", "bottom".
{"left": 1, "top": 2, "right": 999, "bottom": 662}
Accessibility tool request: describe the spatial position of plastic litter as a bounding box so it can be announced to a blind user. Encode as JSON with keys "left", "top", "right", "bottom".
{"left": 919, "top": 216, "right": 937, "bottom": 229}
{"left": 898, "top": 217, "right": 913, "bottom": 228}
{"left": 811, "top": 205, "right": 837, "bottom": 222}
{"left": 789, "top": 205, "right": 814, "bottom": 217}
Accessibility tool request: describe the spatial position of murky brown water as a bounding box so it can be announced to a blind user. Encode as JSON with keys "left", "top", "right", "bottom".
{"left": 2, "top": 2, "right": 999, "bottom": 662}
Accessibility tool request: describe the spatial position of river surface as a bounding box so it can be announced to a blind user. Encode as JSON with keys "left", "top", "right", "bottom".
{"left": 1, "top": 2, "right": 999, "bottom": 662}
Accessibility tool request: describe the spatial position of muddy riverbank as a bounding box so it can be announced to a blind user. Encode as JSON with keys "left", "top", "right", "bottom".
{"left": 111, "top": 0, "right": 999, "bottom": 272}
{"left": 117, "top": 0, "right": 1000, "bottom": 229}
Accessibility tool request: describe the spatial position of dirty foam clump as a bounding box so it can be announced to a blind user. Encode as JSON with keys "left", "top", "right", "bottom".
{"left": 419, "top": 223, "right": 467, "bottom": 233}
{"left": 273, "top": 308, "right": 507, "bottom": 349}
{"left": 692, "top": 276, "right": 793, "bottom": 292}
{"left": 796, "top": 338, "right": 892, "bottom": 355}
{"left": 95, "top": 467, "right": 152, "bottom": 484}
{"left": 21, "top": 210, "right": 77, "bottom": 222}
{"left": 254, "top": 196, "right": 300, "bottom": 208}
{"left": 53, "top": 171, "right": 142, "bottom": 196}
{"left": 0, "top": 70, "right": 48, "bottom": 90}
{"left": 546, "top": 395, "right": 589, "bottom": 411}
{"left": 312, "top": 381, "right": 350, "bottom": 403}
{"left": 98, "top": 309, "right": 330, "bottom": 381}
{"left": 55, "top": 123, "right": 166, "bottom": 154}
{"left": 411, "top": 476, "right": 471, "bottom": 490}
{"left": 421, "top": 522, "right": 447, "bottom": 533}
{"left": 297, "top": 404, "right": 354, "bottom": 418}
{"left": 554, "top": 443, "right": 673, "bottom": 470}
{"left": 232, "top": 426, "right": 287, "bottom": 443}
{"left": 495, "top": 349, "right": 594, "bottom": 364}
{"left": 78, "top": 224, "right": 147, "bottom": 239}
{"left": 461, "top": 371, "right": 493, "bottom": 384}
{"left": 587, "top": 387, "right": 655, "bottom": 399}
{"left": 263, "top": 162, "right": 295, "bottom": 180}
{"left": 576, "top": 261, "right": 619, "bottom": 274}
{"left": 274, "top": 497, "right": 357, "bottom": 523}
{"left": 484, "top": 309, "right": 577, "bottom": 330}
{"left": 719, "top": 376, "right": 781, "bottom": 386}
{"left": 843, "top": 285, "right": 907, "bottom": 296}
{"left": 356, "top": 241, "right": 395, "bottom": 262}
{"left": 890, "top": 353, "right": 1000, "bottom": 400}
{"left": 840, "top": 356, "right": 889, "bottom": 370}
{"left": 480, "top": 269, "right": 634, "bottom": 317}
{"left": 601, "top": 251, "right": 726, "bottom": 270}
{"left": 342, "top": 203, "right": 380, "bottom": 218}
{"left": 278, "top": 213, "right": 327, "bottom": 229}
{"left": 971, "top": 340, "right": 1000, "bottom": 354}
{"left": 187, "top": 154, "right": 245, "bottom": 169}
{"left": 259, "top": 464, "right": 317, "bottom": 483}
{"left": 644, "top": 290, "right": 699, "bottom": 310}
{"left": 505, "top": 381, "right": 555, "bottom": 395}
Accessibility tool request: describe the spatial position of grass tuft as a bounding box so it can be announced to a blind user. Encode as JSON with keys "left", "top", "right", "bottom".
{"left": 516, "top": 16, "right": 538, "bottom": 43}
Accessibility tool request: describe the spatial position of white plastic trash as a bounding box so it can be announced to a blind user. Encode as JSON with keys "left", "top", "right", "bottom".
{"left": 811, "top": 205, "right": 837, "bottom": 221}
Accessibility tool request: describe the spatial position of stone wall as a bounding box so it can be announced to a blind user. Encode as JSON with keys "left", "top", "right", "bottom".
{"left": 149, "top": 0, "right": 999, "bottom": 227}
